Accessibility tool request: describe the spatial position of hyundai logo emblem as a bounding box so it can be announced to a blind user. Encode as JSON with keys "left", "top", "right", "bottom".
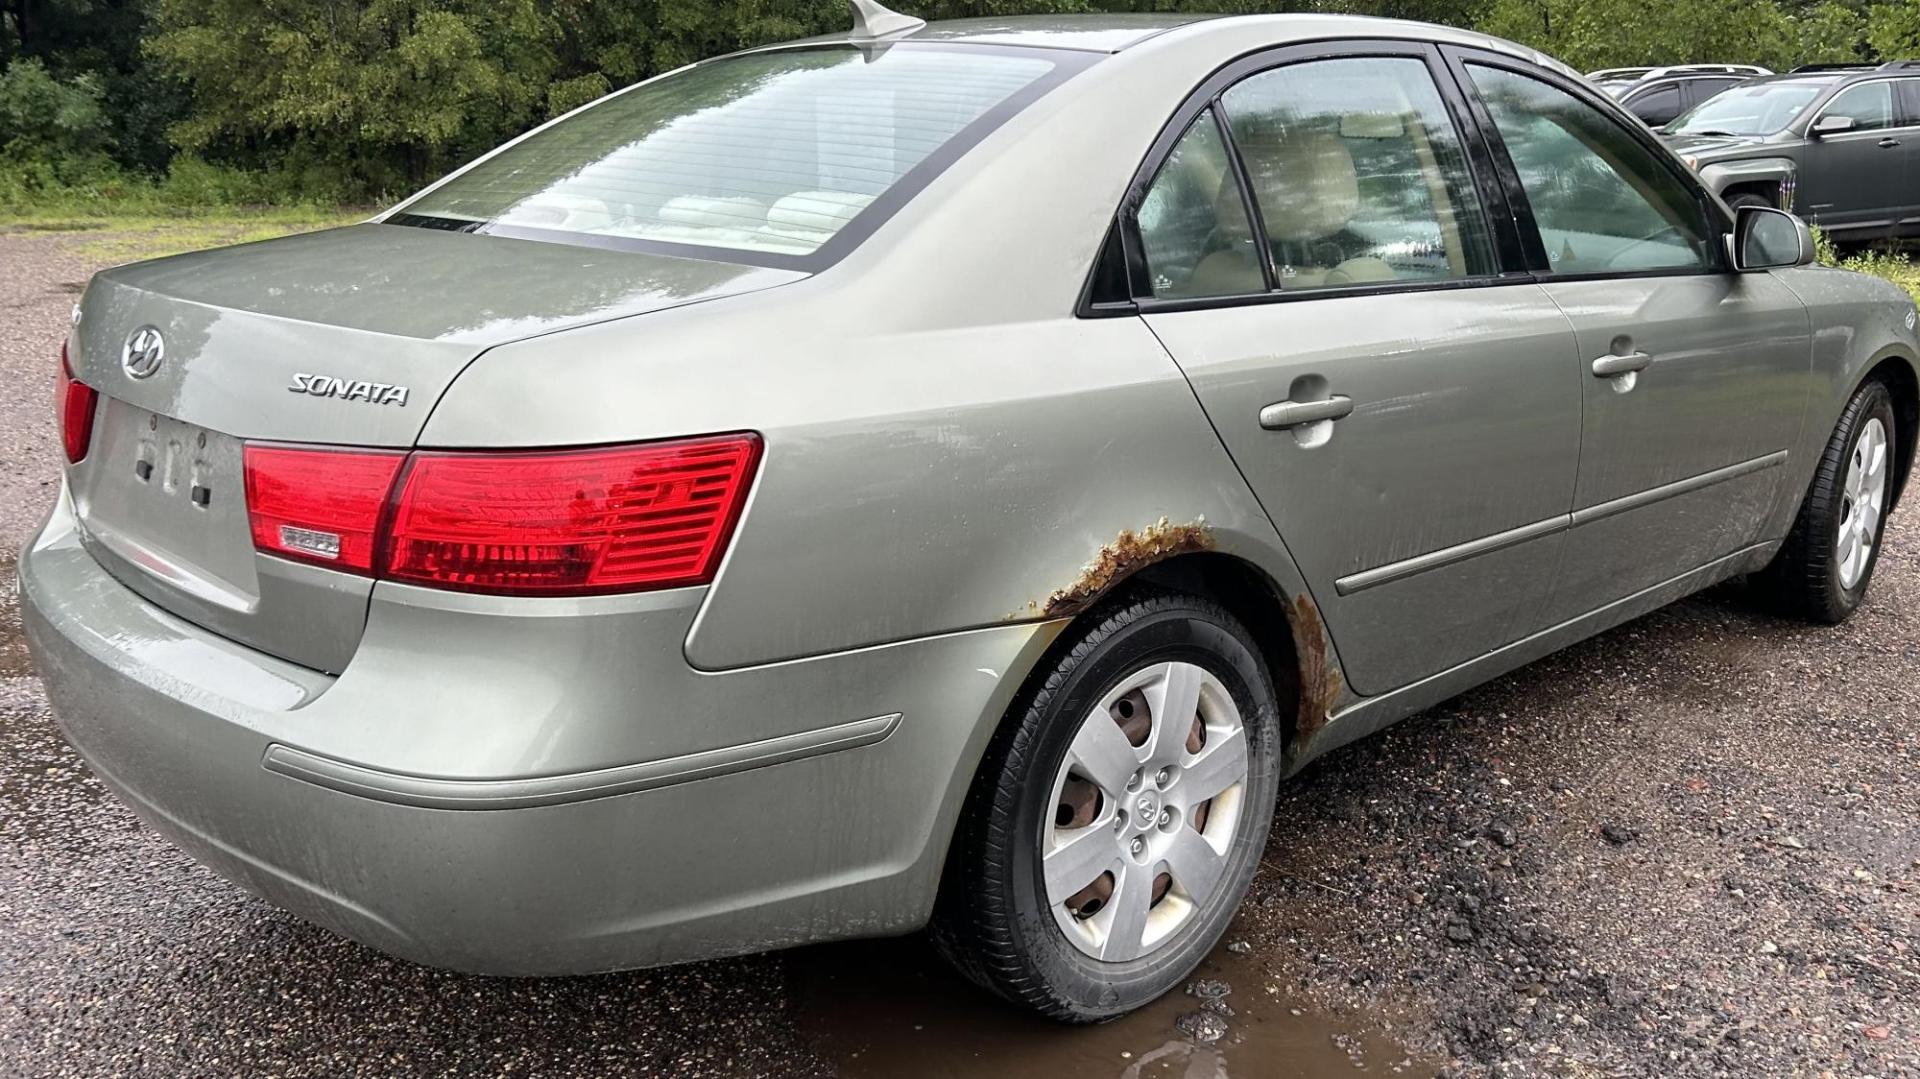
{"left": 122, "top": 326, "right": 166, "bottom": 380}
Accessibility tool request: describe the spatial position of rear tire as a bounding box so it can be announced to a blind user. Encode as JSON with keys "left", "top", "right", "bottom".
{"left": 930, "top": 589, "right": 1281, "bottom": 1021}
{"left": 1756, "top": 379, "right": 1897, "bottom": 623}
{"left": 1726, "top": 192, "right": 1775, "bottom": 212}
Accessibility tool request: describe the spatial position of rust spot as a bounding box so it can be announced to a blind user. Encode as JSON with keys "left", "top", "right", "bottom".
{"left": 1286, "top": 592, "right": 1344, "bottom": 743}
{"left": 1036, "top": 517, "right": 1215, "bottom": 617}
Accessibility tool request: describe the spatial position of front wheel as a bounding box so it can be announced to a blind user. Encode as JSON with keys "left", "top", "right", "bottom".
{"left": 931, "top": 590, "right": 1281, "bottom": 1021}
{"left": 1757, "top": 379, "right": 1898, "bottom": 622}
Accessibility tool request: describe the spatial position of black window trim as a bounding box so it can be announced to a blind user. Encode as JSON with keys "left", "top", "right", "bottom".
{"left": 1080, "top": 37, "right": 1534, "bottom": 319}
{"left": 1439, "top": 45, "right": 1737, "bottom": 283}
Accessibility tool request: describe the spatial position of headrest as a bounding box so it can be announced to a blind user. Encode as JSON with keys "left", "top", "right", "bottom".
{"left": 1235, "top": 129, "right": 1359, "bottom": 243}
{"left": 1340, "top": 112, "right": 1405, "bottom": 139}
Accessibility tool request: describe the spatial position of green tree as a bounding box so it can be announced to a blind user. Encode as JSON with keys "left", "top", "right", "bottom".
{"left": 1868, "top": 0, "right": 1920, "bottom": 57}
{"left": 149, "top": 0, "right": 562, "bottom": 194}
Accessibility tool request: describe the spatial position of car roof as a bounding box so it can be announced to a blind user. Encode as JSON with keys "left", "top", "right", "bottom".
{"left": 887, "top": 14, "right": 1221, "bottom": 52}
{"left": 771, "top": 13, "right": 1575, "bottom": 74}
{"left": 777, "top": 13, "right": 1219, "bottom": 54}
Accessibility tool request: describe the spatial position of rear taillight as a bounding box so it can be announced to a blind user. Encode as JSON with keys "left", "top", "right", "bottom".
{"left": 244, "top": 446, "right": 407, "bottom": 572}
{"left": 241, "top": 434, "right": 760, "bottom": 596}
{"left": 57, "top": 343, "right": 98, "bottom": 464}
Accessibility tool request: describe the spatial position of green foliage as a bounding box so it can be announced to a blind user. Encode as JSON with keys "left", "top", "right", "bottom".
{"left": 1868, "top": 0, "right": 1920, "bottom": 58}
{"left": 0, "top": 57, "right": 107, "bottom": 155}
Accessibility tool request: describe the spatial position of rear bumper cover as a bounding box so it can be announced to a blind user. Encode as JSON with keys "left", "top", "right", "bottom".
{"left": 20, "top": 491, "right": 1052, "bottom": 975}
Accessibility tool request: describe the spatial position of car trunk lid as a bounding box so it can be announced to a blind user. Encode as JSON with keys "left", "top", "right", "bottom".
{"left": 65, "top": 223, "right": 804, "bottom": 672}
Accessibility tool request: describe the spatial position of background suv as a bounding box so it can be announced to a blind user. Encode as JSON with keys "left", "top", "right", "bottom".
{"left": 1589, "top": 64, "right": 1771, "bottom": 127}
{"left": 1664, "top": 61, "right": 1920, "bottom": 236}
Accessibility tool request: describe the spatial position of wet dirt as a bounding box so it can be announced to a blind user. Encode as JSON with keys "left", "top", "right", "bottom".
{"left": 792, "top": 929, "right": 1429, "bottom": 1079}
{"left": 0, "top": 553, "right": 32, "bottom": 679}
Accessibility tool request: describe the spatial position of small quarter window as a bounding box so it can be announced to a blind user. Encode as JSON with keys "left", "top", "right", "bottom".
{"left": 1136, "top": 109, "right": 1264, "bottom": 299}
{"left": 1469, "top": 64, "right": 1715, "bottom": 275}
{"left": 1220, "top": 56, "right": 1495, "bottom": 291}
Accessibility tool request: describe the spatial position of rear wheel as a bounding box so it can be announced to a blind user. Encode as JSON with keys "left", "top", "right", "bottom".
{"left": 1726, "top": 191, "right": 1776, "bottom": 212}
{"left": 931, "top": 590, "right": 1281, "bottom": 1021}
{"left": 1757, "top": 379, "right": 1897, "bottom": 622}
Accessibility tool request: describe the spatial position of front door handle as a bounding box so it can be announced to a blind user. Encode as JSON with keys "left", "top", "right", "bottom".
{"left": 1260, "top": 395, "right": 1354, "bottom": 430}
{"left": 1879, "top": 137, "right": 1902, "bottom": 149}
{"left": 1591, "top": 352, "right": 1652, "bottom": 378}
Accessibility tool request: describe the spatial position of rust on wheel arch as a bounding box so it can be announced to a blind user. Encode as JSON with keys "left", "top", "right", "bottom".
{"left": 1030, "top": 517, "right": 1216, "bottom": 618}
{"left": 1283, "top": 591, "right": 1344, "bottom": 744}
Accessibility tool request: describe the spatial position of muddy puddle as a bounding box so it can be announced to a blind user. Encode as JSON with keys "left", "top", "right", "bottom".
{"left": 792, "top": 928, "right": 1429, "bottom": 1079}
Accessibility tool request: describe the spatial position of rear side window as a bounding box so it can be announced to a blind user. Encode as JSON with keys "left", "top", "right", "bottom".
{"left": 1903, "top": 79, "right": 1920, "bottom": 125}
{"left": 393, "top": 46, "right": 1065, "bottom": 263}
{"left": 1136, "top": 110, "right": 1265, "bottom": 299}
{"left": 1220, "top": 56, "right": 1495, "bottom": 291}
{"left": 1626, "top": 83, "right": 1683, "bottom": 126}
{"left": 1821, "top": 81, "right": 1896, "bottom": 132}
{"left": 1687, "top": 77, "right": 1742, "bottom": 108}
{"left": 1468, "top": 64, "right": 1715, "bottom": 275}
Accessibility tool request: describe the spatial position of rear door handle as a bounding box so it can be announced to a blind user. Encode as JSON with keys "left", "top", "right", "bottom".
{"left": 1879, "top": 137, "right": 1902, "bottom": 149}
{"left": 1260, "top": 395, "right": 1354, "bottom": 430}
{"left": 1591, "top": 352, "right": 1652, "bottom": 378}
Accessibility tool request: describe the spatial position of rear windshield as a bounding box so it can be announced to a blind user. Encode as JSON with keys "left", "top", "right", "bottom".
{"left": 390, "top": 45, "right": 1077, "bottom": 268}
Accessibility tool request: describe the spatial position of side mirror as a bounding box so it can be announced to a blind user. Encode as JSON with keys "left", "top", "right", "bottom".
{"left": 1811, "top": 114, "right": 1857, "bottom": 137}
{"left": 1732, "top": 205, "right": 1815, "bottom": 271}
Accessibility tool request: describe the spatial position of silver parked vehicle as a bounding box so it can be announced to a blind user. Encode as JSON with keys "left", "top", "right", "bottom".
{"left": 22, "top": 7, "right": 1920, "bottom": 1021}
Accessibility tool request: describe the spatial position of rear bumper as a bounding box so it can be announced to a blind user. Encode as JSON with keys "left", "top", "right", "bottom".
{"left": 20, "top": 490, "right": 1052, "bottom": 975}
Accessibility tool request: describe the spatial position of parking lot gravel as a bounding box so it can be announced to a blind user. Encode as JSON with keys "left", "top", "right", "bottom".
{"left": 2, "top": 225, "right": 1916, "bottom": 1077}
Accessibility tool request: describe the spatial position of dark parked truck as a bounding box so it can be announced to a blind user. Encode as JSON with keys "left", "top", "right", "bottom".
{"left": 1664, "top": 62, "right": 1920, "bottom": 238}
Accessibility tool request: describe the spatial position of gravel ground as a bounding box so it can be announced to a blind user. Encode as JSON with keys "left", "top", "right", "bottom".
{"left": 2, "top": 225, "right": 1917, "bottom": 1078}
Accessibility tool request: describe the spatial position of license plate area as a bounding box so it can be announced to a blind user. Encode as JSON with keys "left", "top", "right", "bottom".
{"left": 70, "top": 398, "right": 259, "bottom": 610}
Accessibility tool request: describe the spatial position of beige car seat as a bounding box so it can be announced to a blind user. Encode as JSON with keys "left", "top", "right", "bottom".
{"left": 1190, "top": 128, "right": 1399, "bottom": 293}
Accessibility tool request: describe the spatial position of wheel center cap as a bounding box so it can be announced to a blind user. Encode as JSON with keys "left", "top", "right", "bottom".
{"left": 1133, "top": 792, "right": 1160, "bottom": 829}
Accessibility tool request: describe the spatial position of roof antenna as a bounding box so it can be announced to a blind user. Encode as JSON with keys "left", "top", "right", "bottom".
{"left": 849, "top": 0, "right": 925, "bottom": 42}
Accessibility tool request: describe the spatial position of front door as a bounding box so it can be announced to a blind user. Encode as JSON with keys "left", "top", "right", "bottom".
{"left": 1132, "top": 47, "right": 1582, "bottom": 695}
{"left": 1457, "top": 56, "right": 1813, "bottom": 626}
{"left": 1800, "top": 79, "right": 1906, "bottom": 230}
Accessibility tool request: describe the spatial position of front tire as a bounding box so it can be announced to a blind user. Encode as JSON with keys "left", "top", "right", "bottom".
{"left": 931, "top": 589, "right": 1281, "bottom": 1021}
{"left": 1757, "top": 379, "right": 1897, "bottom": 622}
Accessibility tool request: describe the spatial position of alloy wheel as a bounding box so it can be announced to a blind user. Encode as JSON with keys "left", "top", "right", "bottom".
{"left": 1838, "top": 416, "right": 1889, "bottom": 590}
{"left": 1041, "top": 661, "right": 1250, "bottom": 962}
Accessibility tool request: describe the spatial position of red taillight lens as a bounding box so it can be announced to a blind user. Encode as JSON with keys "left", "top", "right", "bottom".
{"left": 383, "top": 435, "right": 761, "bottom": 595}
{"left": 243, "top": 446, "right": 407, "bottom": 573}
{"left": 57, "top": 343, "right": 99, "bottom": 464}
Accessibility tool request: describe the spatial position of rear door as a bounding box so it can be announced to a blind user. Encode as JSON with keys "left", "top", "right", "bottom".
{"left": 1450, "top": 52, "right": 1811, "bottom": 626}
{"left": 1897, "top": 78, "right": 1920, "bottom": 230}
{"left": 1133, "top": 42, "right": 1582, "bottom": 695}
{"left": 1799, "top": 79, "right": 1905, "bottom": 229}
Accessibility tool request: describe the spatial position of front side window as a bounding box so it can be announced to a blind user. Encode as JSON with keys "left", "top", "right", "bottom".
{"left": 1668, "top": 79, "right": 1835, "bottom": 137}
{"left": 1821, "top": 81, "right": 1896, "bottom": 132}
{"left": 1136, "top": 110, "right": 1264, "bottom": 299}
{"left": 1469, "top": 64, "right": 1715, "bottom": 275}
{"left": 393, "top": 46, "right": 1065, "bottom": 263}
{"left": 1220, "top": 56, "right": 1495, "bottom": 291}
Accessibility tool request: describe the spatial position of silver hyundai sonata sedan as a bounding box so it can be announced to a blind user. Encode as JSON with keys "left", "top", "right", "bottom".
{"left": 22, "top": 7, "right": 1919, "bottom": 1021}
